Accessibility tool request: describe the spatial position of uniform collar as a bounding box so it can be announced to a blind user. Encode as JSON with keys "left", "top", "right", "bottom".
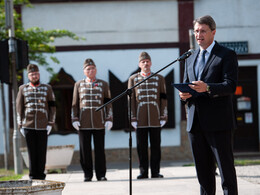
{"left": 29, "top": 82, "right": 40, "bottom": 87}
{"left": 140, "top": 71, "right": 151, "bottom": 77}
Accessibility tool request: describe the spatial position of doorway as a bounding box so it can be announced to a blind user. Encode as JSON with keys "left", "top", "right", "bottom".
{"left": 233, "top": 66, "right": 259, "bottom": 152}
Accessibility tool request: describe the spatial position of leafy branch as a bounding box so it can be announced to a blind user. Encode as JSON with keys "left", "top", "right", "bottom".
{"left": 0, "top": 0, "right": 85, "bottom": 75}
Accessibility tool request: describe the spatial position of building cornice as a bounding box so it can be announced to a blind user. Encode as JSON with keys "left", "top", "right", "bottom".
{"left": 55, "top": 42, "right": 180, "bottom": 52}
{"left": 30, "top": 0, "right": 160, "bottom": 3}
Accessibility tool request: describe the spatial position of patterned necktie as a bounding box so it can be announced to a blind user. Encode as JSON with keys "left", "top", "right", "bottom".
{"left": 196, "top": 50, "right": 207, "bottom": 80}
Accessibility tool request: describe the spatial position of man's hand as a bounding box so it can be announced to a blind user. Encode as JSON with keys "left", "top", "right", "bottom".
{"left": 131, "top": 122, "right": 137, "bottom": 129}
{"left": 189, "top": 81, "right": 207, "bottom": 93}
{"left": 46, "top": 125, "right": 52, "bottom": 135}
{"left": 72, "top": 121, "right": 81, "bottom": 131}
{"left": 105, "top": 121, "right": 113, "bottom": 131}
{"left": 179, "top": 91, "right": 192, "bottom": 101}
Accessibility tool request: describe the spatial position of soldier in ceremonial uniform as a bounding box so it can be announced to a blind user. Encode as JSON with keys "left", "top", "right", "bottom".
{"left": 71, "top": 58, "right": 113, "bottom": 182}
{"left": 16, "top": 64, "right": 56, "bottom": 180}
{"left": 128, "top": 52, "right": 168, "bottom": 179}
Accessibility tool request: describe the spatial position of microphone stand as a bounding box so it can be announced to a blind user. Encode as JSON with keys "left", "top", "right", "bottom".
{"left": 95, "top": 50, "right": 192, "bottom": 195}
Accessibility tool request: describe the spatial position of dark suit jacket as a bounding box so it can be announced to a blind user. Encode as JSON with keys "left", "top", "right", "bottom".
{"left": 183, "top": 41, "right": 238, "bottom": 132}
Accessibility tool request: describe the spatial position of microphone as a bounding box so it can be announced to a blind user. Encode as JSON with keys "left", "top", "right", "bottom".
{"left": 177, "top": 49, "right": 194, "bottom": 61}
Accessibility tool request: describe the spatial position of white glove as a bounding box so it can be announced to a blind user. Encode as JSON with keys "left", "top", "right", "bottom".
{"left": 131, "top": 122, "right": 137, "bottom": 129}
{"left": 20, "top": 128, "right": 25, "bottom": 137}
{"left": 105, "top": 121, "right": 113, "bottom": 131}
{"left": 72, "top": 121, "right": 80, "bottom": 131}
{"left": 46, "top": 125, "right": 52, "bottom": 135}
{"left": 160, "top": 120, "right": 166, "bottom": 127}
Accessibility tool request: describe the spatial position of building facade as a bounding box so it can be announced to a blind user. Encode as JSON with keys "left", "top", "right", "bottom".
{"left": 1, "top": 0, "right": 260, "bottom": 167}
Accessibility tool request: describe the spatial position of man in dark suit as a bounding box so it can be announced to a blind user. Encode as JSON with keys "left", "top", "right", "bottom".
{"left": 179, "top": 15, "right": 238, "bottom": 195}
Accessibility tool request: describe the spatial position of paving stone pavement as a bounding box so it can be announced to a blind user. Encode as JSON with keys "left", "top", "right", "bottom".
{"left": 235, "top": 165, "right": 260, "bottom": 185}
{"left": 21, "top": 161, "right": 260, "bottom": 195}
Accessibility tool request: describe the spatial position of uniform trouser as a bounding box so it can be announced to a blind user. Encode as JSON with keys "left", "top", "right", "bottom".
{"left": 24, "top": 129, "right": 48, "bottom": 180}
{"left": 79, "top": 130, "right": 106, "bottom": 179}
{"left": 188, "top": 113, "right": 238, "bottom": 195}
{"left": 136, "top": 127, "right": 161, "bottom": 176}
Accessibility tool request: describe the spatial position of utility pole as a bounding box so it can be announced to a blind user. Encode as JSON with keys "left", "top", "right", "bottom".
{"left": 5, "top": 0, "right": 23, "bottom": 174}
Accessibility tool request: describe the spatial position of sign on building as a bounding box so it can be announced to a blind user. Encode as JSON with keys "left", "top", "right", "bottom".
{"left": 219, "top": 41, "right": 248, "bottom": 54}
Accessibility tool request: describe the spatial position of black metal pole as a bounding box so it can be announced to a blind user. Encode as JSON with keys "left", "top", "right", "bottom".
{"left": 126, "top": 89, "right": 133, "bottom": 195}
{"left": 95, "top": 59, "right": 178, "bottom": 195}
{"left": 95, "top": 50, "right": 192, "bottom": 195}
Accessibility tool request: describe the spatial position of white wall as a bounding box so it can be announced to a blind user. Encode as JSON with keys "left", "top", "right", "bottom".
{"left": 20, "top": 0, "right": 181, "bottom": 150}
{"left": 31, "top": 48, "right": 180, "bottom": 83}
{"left": 19, "top": 0, "right": 260, "bottom": 150}
{"left": 194, "top": 0, "right": 260, "bottom": 53}
{"left": 22, "top": 0, "right": 179, "bottom": 46}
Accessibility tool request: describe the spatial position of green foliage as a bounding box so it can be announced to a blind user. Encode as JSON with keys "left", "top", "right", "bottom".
{"left": 0, "top": 0, "right": 84, "bottom": 75}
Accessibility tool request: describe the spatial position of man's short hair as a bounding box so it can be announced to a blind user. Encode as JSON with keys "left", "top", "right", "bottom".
{"left": 193, "top": 15, "right": 216, "bottom": 31}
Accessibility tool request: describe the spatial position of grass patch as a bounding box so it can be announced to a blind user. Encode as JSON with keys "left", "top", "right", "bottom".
{"left": 234, "top": 159, "right": 260, "bottom": 166}
{"left": 0, "top": 169, "right": 29, "bottom": 181}
{"left": 182, "top": 159, "right": 260, "bottom": 167}
{"left": 182, "top": 163, "right": 195, "bottom": 167}
{"left": 0, "top": 175, "right": 23, "bottom": 181}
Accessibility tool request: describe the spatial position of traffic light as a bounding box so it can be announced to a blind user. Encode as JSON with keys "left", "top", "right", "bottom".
{"left": 0, "top": 39, "right": 10, "bottom": 84}
{"left": 16, "top": 38, "right": 29, "bottom": 70}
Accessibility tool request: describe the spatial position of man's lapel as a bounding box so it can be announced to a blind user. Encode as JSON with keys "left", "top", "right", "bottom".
{"left": 190, "top": 49, "right": 199, "bottom": 81}
{"left": 200, "top": 43, "right": 219, "bottom": 80}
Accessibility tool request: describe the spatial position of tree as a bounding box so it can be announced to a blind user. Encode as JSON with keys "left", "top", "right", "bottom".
{"left": 0, "top": 0, "right": 83, "bottom": 75}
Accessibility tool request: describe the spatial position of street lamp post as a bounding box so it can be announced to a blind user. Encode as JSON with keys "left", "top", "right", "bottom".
{"left": 5, "top": 0, "right": 23, "bottom": 174}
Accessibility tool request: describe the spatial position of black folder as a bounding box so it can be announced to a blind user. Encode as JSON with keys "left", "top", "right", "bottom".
{"left": 173, "top": 83, "right": 198, "bottom": 97}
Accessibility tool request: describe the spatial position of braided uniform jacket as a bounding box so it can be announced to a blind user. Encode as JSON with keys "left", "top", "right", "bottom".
{"left": 128, "top": 73, "right": 168, "bottom": 127}
{"left": 71, "top": 79, "right": 113, "bottom": 130}
{"left": 16, "top": 83, "right": 56, "bottom": 130}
